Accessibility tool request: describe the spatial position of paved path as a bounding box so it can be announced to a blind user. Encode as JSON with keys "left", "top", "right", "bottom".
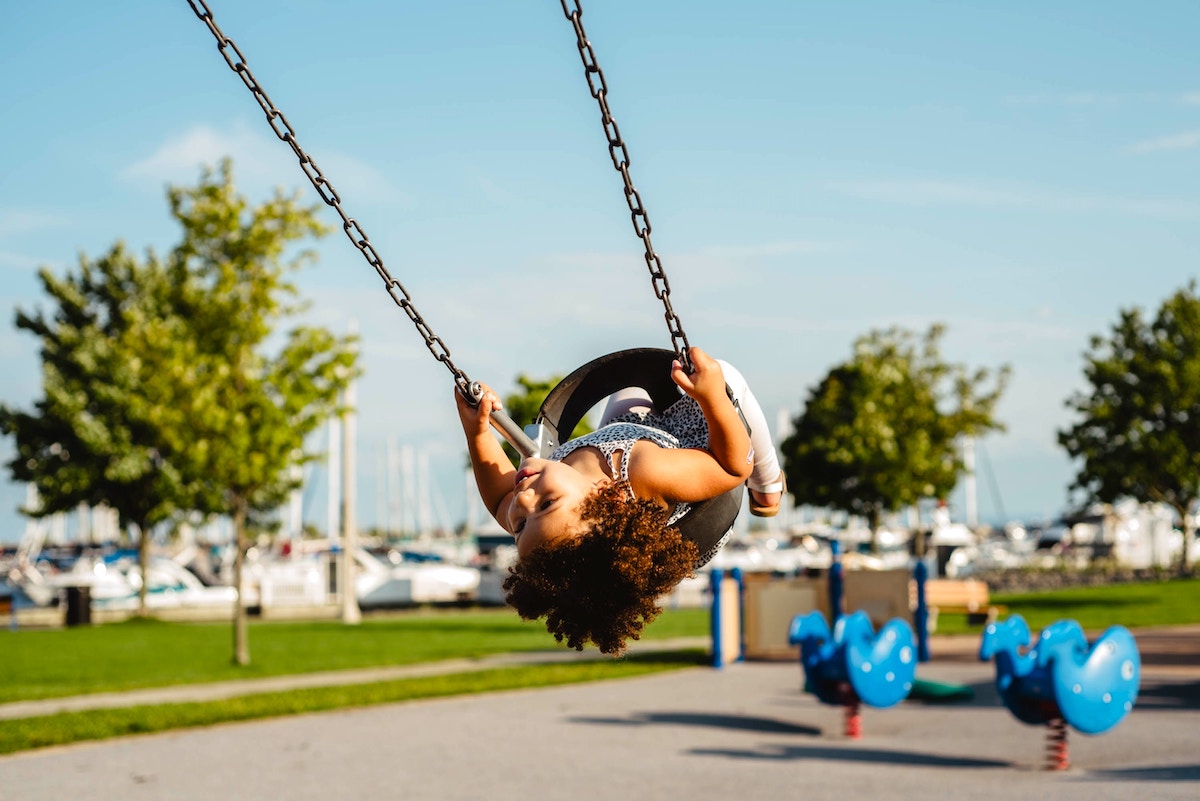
{"left": 1, "top": 628, "right": 1197, "bottom": 801}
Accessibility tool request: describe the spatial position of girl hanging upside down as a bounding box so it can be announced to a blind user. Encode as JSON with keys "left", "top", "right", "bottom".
{"left": 455, "top": 346, "right": 785, "bottom": 655}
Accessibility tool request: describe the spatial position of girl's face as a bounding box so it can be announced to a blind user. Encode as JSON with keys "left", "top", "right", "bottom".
{"left": 504, "top": 457, "right": 603, "bottom": 559}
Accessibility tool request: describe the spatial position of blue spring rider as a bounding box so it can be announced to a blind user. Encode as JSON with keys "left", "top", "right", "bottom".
{"left": 980, "top": 615, "right": 1140, "bottom": 770}
{"left": 787, "top": 541, "right": 917, "bottom": 738}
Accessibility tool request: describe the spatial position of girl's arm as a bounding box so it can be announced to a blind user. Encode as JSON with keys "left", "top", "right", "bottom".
{"left": 628, "top": 347, "right": 754, "bottom": 504}
{"left": 455, "top": 386, "right": 517, "bottom": 523}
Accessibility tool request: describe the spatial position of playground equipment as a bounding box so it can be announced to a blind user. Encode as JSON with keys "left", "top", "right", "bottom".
{"left": 709, "top": 567, "right": 745, "bottom": 669}
{"left": 980, "top": 615, "right": 1141, "bottom": 770}
{"left": 789, "top": 610, "right": 917, "bottom": 738}
{"left": 787, "top": 540, "right": 918, "bottom": 738}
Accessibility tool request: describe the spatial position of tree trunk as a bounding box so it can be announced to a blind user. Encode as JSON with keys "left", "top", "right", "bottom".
{"left": 1178, "top": 502, "right": 1195, "bottom": 577}
{"left": 868, "top": 508, "right": 882, "bottom": 554}
{"left": 232, "top": 501, "right": 250, "bottom": 666}
{"left": 136, "top": 522, "right": 149, "bottom": 618}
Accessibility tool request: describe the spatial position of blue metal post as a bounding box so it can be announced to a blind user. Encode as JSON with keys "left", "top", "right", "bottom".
{"left": 828, "top": 538, "right": 844, "bottom": 622}
{"left": 913, "top": 558, "right": 930, "bottom": 662}
{"left": 709, "top": 568, "right": 725, "bottom": 668}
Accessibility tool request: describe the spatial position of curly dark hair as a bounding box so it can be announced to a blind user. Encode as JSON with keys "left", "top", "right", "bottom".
{"left": 501, "top": 480, "right": 698, "bottom": 656}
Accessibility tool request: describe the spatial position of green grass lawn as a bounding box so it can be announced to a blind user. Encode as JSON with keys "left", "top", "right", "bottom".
{"left": 0, "top": 607, "right": 711, "bottom": 704}
{"left": 5, "top": 581, "right": 1198, "bottom": 703}
{"left": 4, "top": 577, "right": 1195, "bottom": 705}
{"left": 929, "top": 577, "right": 1200, "bottom": 635}
{"left": 0, "top": 650, "right": 709, "bottom": 756}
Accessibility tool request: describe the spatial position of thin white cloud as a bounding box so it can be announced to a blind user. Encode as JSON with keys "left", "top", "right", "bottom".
{"left": 315, "top": 151, "right": 414, "bottom": 207}
{"left": 669, "top": 241, "right": 834, "bottom": 292}
{"left": 727, "top": 309, "right": 1082, "bottom": 355}
{"left": 1062, "top": 92, "right": 1121, "bottom": 107}
{"left": 1004, "top": 91, "right": 1200, "bottom": 107}
{"left": 475, "top": 176, "right": 520, "bottom": 207}
{"left": 943, "top": 315, "right": 1083, "bottom": 347}
{"left": 1128, "top": 129, "right": 1200, "bottom": 153}
{"left": 1004, "top": 92, "right": 1130, "bottom": 107}
{"left": 694, "top": 241, "right": 836, "bottom": 260}
{"left": 833, "top": 181, "right": 1024, "bottom": 206}
{"left": 0, "top": 251, "right": 49, "bottom": 271}
{"left": 524, "top": 240, "right": 834, "bottom": 297}
{"left": 120, "top": 122, "right": 409, "bottom": 205}
{"left": 0, "top": 211, "right": 67, "bottom": 239}
{"left": 833, "top": 180, "right": 1200, "bottom": 220}
{"left": 121, "top": 123, "right": 278, "bottom": 185}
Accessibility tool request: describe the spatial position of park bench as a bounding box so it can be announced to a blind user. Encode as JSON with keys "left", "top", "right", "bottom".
{"left": 912, "top": 578, "right": 1007, "bottom": 630}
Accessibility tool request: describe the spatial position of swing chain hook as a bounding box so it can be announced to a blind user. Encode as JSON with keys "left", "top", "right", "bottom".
{"left": 185, "top": 0, "right": 475, "bottom": 394}
{"left": 560, "top": 0, "right": 694, "bottom": 375}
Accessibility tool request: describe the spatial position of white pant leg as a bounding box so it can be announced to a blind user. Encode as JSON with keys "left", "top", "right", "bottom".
{"left": 600, "top": 387, "right": 654, "bottom": 426}
{"left": 599, "top": 361, "right": 783, "bottom": 491}
{"left": 716, "top": 359, "right": 783, "bottom": 491}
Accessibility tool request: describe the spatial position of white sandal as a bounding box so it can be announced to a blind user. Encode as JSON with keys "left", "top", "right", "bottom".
{"left": 747, "top": 472, "right": 786, "bottom": 518}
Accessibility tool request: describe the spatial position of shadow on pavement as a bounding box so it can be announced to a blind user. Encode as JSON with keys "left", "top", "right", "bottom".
{"left": 569, "top": 711, "right": 822, "bottom": 736}
{"left": 689, "top": 743, "right": 1012, "bottom": 768}
{"left": 1134, "top": 680, "right": 1200, "bottom": 711}
{"left": 1081, "top": 763, "right": 1200, "bottom": 782}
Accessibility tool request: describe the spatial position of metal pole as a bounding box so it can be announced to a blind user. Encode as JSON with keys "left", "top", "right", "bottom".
{"left": 341, "top": 324, "right": 362, "bottom": 625}
{"left": 829, "top": 539, "right": 844, "bottom": 622}
{"left": 327, "top": 416, "right": 340, "bottom": 543}
{"left": 914, "top": 559, "right": 930, "bottom": 662}
{"left": 963, "top": 437, "right": 979, "bottom": 528}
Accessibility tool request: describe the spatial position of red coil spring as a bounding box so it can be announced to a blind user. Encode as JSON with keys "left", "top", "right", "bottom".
{"left": 844, "top": 700, "right": 863, "bottom": 740}
{"left": 1046, "top": 718, "right": 1069, "bottom": 771}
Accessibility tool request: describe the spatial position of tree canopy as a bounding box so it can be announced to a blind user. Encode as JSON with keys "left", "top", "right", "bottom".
{"left": 1, "top": 160, "right": 359, "bottom": 657}
{"left": 0, "top": 244, "right": 200, "bottom": 614}
{"left": 499, "top": 374, "right": 593, "bottom": 465}
{"left": 1059, "top": 282, "right": 1200, "bottom": 574}
{"left": 780, "top": 324, "right": 1009, "bottom": 542}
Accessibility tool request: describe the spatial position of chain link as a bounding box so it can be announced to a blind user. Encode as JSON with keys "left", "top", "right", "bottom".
{"left": 185, "top": 0, "right": 475, "bottom": 394}
{"left": 559, "top": 0, "right": 693, "bottom": 372}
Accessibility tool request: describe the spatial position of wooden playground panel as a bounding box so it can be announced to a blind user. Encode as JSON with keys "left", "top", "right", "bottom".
{"left": 738, "top": 571, "right": 1005, "bottom": 660}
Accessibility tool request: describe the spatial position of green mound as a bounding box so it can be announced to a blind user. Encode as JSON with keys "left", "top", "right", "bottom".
{"left": 909, "top": 677, "right": 975, "bottom": 703}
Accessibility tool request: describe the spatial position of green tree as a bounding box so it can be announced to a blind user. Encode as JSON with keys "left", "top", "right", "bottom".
{"left": 0, "top": 160, "right": 358, "bottom": 662}
{"left": 0, "top": 245, "right": 197, "bottom": 616}
{"left": 499, "top": 374, "right": 593, "bottom": 465}
{"left": 165, "top": 160, "right": 358, "bottom": 665}
{"left": 780, "top": 324, "right": 1009, "bottom": 549}
{"left": 1059, "top": 283, "right": 1200, "bottom": 575}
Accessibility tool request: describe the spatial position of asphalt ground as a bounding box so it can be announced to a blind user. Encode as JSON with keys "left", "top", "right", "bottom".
{"left": 1, "top": 628, "right": 1197, "bottom": 801}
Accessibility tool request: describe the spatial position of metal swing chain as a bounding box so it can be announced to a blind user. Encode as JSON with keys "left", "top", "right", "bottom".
{"left": 185, "top": 0, "right": 475, "bottom": 397}
{"left": 560, "top": 0, "right": 694, "bottom": 374}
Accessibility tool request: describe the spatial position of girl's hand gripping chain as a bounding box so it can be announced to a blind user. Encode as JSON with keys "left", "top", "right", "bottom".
{"left": 456, "top": 383, "right": 501, "bottom": 438}
{"left": 455, "top": 383, "right": 519, "bottom": 519}
{"left": 670, "top": 346, "right": 729, "bottom": 407}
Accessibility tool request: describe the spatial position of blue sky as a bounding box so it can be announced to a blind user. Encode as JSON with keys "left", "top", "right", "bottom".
{"left": 2, "top": 1, "right": 1199, "bottom": 543}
